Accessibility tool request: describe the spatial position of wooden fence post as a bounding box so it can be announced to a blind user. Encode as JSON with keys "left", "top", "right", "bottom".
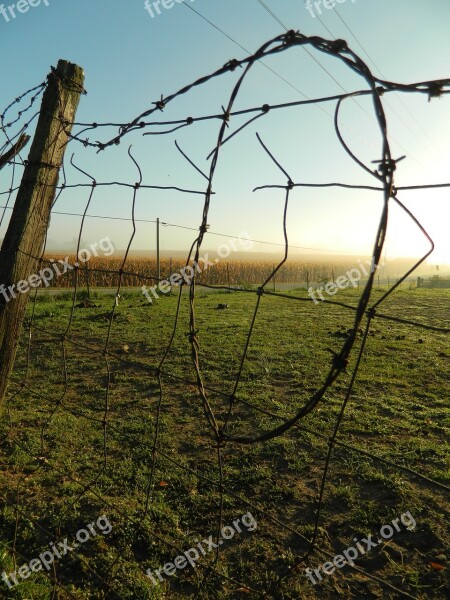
{"left": 0, "top": 60, "right": 85, "bottom": 406}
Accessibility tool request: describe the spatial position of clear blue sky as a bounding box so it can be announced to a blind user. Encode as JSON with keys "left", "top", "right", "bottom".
{"left": 1, "top": 0, "right": 449, "bottom": 264}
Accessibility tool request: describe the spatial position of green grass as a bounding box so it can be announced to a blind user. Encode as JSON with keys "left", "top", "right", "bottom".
{"left": 0, "top": 286, "right": 448, "bottom": 599}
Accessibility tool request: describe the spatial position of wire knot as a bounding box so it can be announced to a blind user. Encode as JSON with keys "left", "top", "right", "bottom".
{"left": 428, "top": 82, "right": 444, "bottom": 102}
{"left": 372, "top": 155, "right": 405, "bottom": 177}
{"left": 283, "top": 30, "right": 297, "bottom": 46}
{"left": 329, "top": 39, "right": 347, "bottom": 54}
{"left": 327, "top": 348, "right": 348, "bottom": 371}
{"left": 217, "top": 429, "right": 227, "bottom": 446}
{"left": 188, "top": 331, "right": 199, "bottom": 343}
{"left": 224, "top": 59, "right": 240, "bottom": 71}
{"left": 221, "top": 106, "right": 231, "bottom": 127}
{"left": 154, "top": 95, "right": 166, "bottom": 111}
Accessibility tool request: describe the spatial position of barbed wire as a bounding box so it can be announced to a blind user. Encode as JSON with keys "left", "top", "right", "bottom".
{"left": 0, "top": 30, "right": 449, "bottom": 599}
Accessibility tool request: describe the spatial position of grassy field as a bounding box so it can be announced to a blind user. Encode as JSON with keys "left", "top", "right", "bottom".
{"left": 0, "top": 285, "right": 448, "bottom": 599}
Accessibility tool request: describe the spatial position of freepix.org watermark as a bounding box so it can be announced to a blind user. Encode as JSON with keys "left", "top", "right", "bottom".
{"left": 0, "top": 237, "right": 115, "bottom": 305}
{"left": 0, "top": 0, "right": 49, "bottom": 23}
{"left": 305, "top": 0, "right": 357, "bottom": 19}
{"left": 144, "top": 0, "right": 194, "bottom": 19}
{"left": 141, "top": 231, "right": 253, "bottom": 303}
{"left": 305, "top": 510, "right": 416, "bottom": 585}
{"left": 146, "top": 512, "right": 257, "bottom": 586}
{"left": 1, "top": 514, "right": 112, "bottom": 589}
{"left": 307, "top": 257, "right": 383, "bottom": 304}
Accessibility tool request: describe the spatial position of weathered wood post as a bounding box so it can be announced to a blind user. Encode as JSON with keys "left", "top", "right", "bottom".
{"left": 0, "top": 60, "right": 85, "bottom": 406}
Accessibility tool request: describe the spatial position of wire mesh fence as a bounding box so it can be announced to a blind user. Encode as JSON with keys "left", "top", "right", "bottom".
{"left": 0, "top": 31, "right": 449, "bottom": 599}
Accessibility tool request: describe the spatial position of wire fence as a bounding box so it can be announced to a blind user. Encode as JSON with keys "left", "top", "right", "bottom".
{"left": 0, "top": 31, "right": 449, "bottom": 599}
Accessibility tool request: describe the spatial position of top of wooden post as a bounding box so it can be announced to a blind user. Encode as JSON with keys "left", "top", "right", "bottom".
{"left": 51, "top": 59, "right": 85, "bottom": 94}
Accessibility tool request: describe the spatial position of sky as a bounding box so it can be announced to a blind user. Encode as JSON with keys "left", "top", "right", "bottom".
{"left": 1, "top": 0, "right": 450, "bottom": 266}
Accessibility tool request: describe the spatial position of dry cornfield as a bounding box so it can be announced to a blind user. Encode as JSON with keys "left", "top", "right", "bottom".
{"left": 41, "top": 256, "right": 355, "bottom": 288}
